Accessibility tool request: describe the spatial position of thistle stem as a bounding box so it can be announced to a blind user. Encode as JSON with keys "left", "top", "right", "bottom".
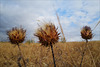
{"left": 80, "top": 39, "right": 88, "bottom": 67}
{"left": 87, "top": 45, "right": 96, "bottom": 67}
{"left": 17, "top": 44, "right": 26, "bottom": 67}
{"left": 50, "top": 43, "right": 56, "bottom": 67}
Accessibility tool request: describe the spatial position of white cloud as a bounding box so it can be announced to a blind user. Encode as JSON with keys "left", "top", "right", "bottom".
{"left": 0, "top": 0, "right": 100, "bottom": 42}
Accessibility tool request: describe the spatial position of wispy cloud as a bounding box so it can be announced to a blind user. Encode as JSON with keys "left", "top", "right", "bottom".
{"left": 0, "top": 0, "right": 100, "bottom": 42}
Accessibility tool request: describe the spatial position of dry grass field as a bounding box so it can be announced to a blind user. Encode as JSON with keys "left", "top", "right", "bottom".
{"left": 0, "top": 41, "right": 100, "bottom": 67}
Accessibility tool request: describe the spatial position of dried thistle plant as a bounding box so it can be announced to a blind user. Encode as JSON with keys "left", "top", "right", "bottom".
{"left": 34, "top": 22, "right": 60, "bottom": 67}
{"left": 7, "top": 27, "right": 26, "bottom": 67}
{"left": 80, "top": 26, "right": 93, "bottom": 67}
{"left": 7, "top": 27, "right": 26, "bottom": 44}
{"left": 34, "top": 23, "right": 60, "bottom": 46}
{"left": 81, "top": 26, "right": 92, "bottom": 40}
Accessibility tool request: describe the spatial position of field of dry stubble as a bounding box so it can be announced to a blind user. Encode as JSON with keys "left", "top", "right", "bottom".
{"left": 0, "top": 41, "right": 100, "bottom": 67}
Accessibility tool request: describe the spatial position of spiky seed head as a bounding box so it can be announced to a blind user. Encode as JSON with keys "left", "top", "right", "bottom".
{"left": 34, "top": 23, "right": 60, "bottom": 46}
{"left": 7, "top": 27, "right": 26, "bottom": 44}
{"left": 81, "top": 26, "right": 92, "bottom": 40}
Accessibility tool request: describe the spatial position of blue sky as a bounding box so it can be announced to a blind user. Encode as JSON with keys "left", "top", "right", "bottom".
{"left": 0, "top": 0, "right": 100, "bottom": 42}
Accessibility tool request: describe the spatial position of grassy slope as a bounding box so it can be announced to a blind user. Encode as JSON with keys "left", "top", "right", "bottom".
{"left": 0, "top": 41, "right": 100, "bottom": 67}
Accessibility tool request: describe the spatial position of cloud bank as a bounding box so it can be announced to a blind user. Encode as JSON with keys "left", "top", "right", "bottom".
{"left": 0, "top": 0, "right": 100, "bottom": 42}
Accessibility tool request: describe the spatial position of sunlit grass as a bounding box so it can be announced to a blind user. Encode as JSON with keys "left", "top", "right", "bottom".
{"left": 0, "top": 41, "right": 100, "bottom": 67}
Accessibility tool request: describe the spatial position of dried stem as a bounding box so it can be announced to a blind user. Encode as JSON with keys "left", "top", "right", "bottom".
{"left": 17, "top": 43, "right": 26, "bottom": 67}
{"left": 40, "top": 46, "right": 43, "bottom": 67}
{"left": 50, "top": 43, "right": 56, "bottom": 67}
{"left": 93, "top": 21, "right": 100, "bottom": 31}
{"left": 67, "top": 44, "right": 76, "bottom": 67}
{"left": 80, "top": 39, "right": 88, "bottom": 67}
{"left": 87, "top": 45, "right": 96, "bottom": 67}
{"left": 56, "top": 13, "right": 66, "bottom": 42}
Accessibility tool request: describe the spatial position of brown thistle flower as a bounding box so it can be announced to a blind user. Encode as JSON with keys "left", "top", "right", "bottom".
{"left": 80, "top": 26, "right": 93, "bottom": 67}
{"left": 7, "top": 27, "right": 26, "bottom": 44}
{"left": 34, "top": 22, "right": 60, "bottom": 67}
{"left": 81, "top": 26, "right": 92, "bottom": 40}
{"left": 34, "top": 23, "right": 60, "bottom": 46}
{"left": 7, "top": 27, "right": 27, "bottom": 67}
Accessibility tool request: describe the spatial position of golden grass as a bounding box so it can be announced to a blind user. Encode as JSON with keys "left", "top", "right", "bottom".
{"left": 0, "top": 41, "right": 100, "bottom": 67}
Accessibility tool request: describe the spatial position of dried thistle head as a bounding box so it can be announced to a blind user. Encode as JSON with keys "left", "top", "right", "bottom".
{"left": 81, "top": 26, "right": 92, "bottom": 40}
{"left": 7, "top": 27, "right": 26, "bottom": 44}
{"left": 34, "top": 23, "right": 60, "bottom": 46}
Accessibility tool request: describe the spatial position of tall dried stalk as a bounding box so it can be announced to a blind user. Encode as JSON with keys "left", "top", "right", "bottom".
{"left": 87, "top": 45, "right": 96, "bottom": 67}
{"left": 90, "top": 20, "right": 100, "bottom": 67}
{"left": 80, "top": 39, "right": 88, "bottom": 67}
{"left": 50, "top": 43, "right": 56, "bottom": 67}
{"left": 17, "top": 43, "right": 26, "bottom": 67}
{"left": 93, "top": 21, "right": 100, "bottom": 31}
{"left": 56, "top": 13, "right": 66, "bottom": 42}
